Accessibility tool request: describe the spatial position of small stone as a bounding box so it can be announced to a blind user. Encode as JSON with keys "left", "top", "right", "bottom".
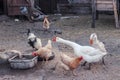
{"left": 14, "top": 19, "right": 19, "bottom": 22}
{"left": 60, "top": 17, "right": 70, "bottom": 20}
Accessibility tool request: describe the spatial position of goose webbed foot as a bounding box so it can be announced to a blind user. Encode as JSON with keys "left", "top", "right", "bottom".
{"left": 102, "top": 56, "right": 105, "bottom": 65}
{"left": 108, "top": 53, "right": 113, "bottom": 56}
{"left": 87, "top": 63, "right": 91, "bottom": 70}
{"left": 84, "top": 63, "right": 91, "bottom": 70}
{"left": 81, "top": 61, "right": 87, "bottom": 66}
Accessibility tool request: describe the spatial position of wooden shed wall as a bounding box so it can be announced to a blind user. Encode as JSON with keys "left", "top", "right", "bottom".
{"left": 0, "top": 0, "right": 7, "bottom": 14}
{"left": 0, "top": 0, "right": 92, "bottom": 15}
{"left": 69, "top": 0, "right": 91, "bottom": 3}
{"left": 36, "top": 0, "right": 91, "bottom": 14}
{"left": 57, "top": 0, "right": 91, "bottom": 14}
{"left": 2, "top": 0, "right": 120, "bottom": 15}
{"left": 57, "top": 0, "right": 91, "bottom": 3}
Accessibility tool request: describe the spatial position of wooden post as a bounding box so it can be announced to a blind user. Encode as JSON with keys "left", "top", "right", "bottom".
{"left": 91, "top": 0, "right": 96, "bottom": 28}
{"left": 113, "top": 0, "right": 119, "bottom": 28}
{"left": 96, "top": 11, "right": 99, "bottom": 20}
{"left": 57, "top": 4, "right": 60, "bottom": 13}
{"left": 3, "top": 0, "right": 7, "bottom": 14}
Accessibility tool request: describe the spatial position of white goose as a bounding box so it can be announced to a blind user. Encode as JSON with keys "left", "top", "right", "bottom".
{"left": 52, "top": 37, "right": 107, "bottom": 69}
{"left": 89, "top": 33, "right": 107, "bottom": 53}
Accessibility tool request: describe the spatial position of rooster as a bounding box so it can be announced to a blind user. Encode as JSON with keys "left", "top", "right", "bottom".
{"left": 57, "top": 53, "right": 83, "bottom": 76}
{"left": 27, "top": 29, "right": 42, "bottom": 50}
{"left": 43, "top": 16, "right": 50, "bottom": 31}
{"left": 32, "top": 40, "right": 55, "bottom": 62}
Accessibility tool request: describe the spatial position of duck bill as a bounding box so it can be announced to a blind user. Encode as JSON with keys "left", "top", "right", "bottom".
{"left": 89, "top": 39, "right": 93, "bottom": 45}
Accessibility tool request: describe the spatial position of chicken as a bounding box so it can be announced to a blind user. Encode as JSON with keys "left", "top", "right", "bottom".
{"left": 0, "top": 50, "right": 22, "bottom": 61}
{"left": 44, "top": 40, "right": 52, "bottom": 50}
{"left": 43, "top": 16, "right": 50, "bottom": 31}
{"left": 89, "top": 33, "right": 107, "bottom": 52}
{"left": 27, "top": 29, "right": 42, "bottom": 50}
{"left": 32, "top": 40, "right": 54, "bottom": 63}
{"left": 58, "top": 53, "right": 83, "bottom": 76}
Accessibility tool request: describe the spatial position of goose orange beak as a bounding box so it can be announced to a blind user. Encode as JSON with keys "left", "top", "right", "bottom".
{"left": 89, "top": 39, "right": 93, "bottom": 45}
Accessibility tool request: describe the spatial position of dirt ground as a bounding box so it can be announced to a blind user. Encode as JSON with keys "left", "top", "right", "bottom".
{"left": 0, "top": 14, "right": 120, "bottom": 80}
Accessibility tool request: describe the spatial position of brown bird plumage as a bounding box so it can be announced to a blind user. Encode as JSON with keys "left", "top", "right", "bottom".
{"left": 59, "top": 53, "right": 83, "bottom": 76}
{"left": 32, "top": 40, "right": 52, "bottom": 62}
{"left": 43, "top": 16, "right": 50, "bottom": 30}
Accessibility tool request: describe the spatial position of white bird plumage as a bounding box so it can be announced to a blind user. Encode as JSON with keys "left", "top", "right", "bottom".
{"left": 52, "top": 37, "right": 107, "bottom": 64}
{"left": 27, "top": 29, "right": 42, "bottom": 50}
{"left": 89, "top": 33, "right": 107, "bottom": 53}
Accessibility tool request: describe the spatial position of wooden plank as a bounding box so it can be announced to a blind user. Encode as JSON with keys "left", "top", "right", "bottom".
{"left": 96, "top": 1, "right": 113, "bottom": 11}
{"left": 57, "top": 3, "right": 91, "bottom": 14}
{"left": 9, "top": 4, "right": 30, "bottom": 7}
{"left": 91, "top": 0, "right": 96, "bottom": 28}
{"left": 97, "top": 4, "right": 113, "bottom": 11}
{"left": 96, "top": 1, "right": 113, "bottom": 4}
{"left": 58, "top": 3, "right": 91, "bottom": 7}
{"left": 113, "top": 0, "right": 119, "bottom": 28}
{"left": 3, "top": 0, "right": 7, "bottom": 14}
